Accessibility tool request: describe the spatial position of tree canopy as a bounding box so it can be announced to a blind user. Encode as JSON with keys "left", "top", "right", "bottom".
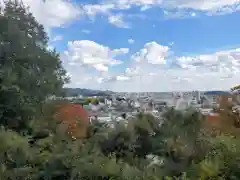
{"left": 0, "top": 1, "right": 68, "bottom": 131}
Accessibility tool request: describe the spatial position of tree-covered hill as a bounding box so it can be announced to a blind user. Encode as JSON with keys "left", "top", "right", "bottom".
{"left": 64, "top": 88, "right": 114, "bottom": 97}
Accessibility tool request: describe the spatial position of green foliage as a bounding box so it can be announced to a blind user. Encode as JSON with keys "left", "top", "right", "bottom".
{"left": 0, "top": 1, "right": 68, "bottom": 131}
{"left": 0, "top": 106, "right": 240, "bottom": 179}
{"left": 90, "top": 97, "right": 99, "bottom": 105}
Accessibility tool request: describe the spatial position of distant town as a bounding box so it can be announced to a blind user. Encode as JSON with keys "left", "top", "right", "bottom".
{"left": 49, "top": 89, "right": 237, "bottom": 124}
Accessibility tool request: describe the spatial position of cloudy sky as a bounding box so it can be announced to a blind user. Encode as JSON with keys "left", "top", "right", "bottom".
{"left": 10, "top": 0, "right": 240, "bottom": 92}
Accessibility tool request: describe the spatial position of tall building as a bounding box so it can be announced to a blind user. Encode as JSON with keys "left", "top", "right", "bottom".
{"left": 196, "top": 91, "right": 201, "bottom": 103}
{"left": 175, "top": 98, "right": 189, "bottom": 110}
{"left": 192, "top": 91, "right": 201, "bottom": 104}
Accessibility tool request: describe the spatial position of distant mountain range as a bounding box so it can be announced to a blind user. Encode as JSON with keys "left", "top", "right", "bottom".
{"left": 64, "top": 88, "right": 230, "bottom": 97}
{"left": 203, "top": 91, "right": 230, "bottom": 95}
{"left": 64, "top": 88, "right": 114, "bottom": 97}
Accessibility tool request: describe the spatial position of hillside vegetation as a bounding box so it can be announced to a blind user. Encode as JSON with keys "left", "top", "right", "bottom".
{"left": 0, "top": 1, "right": 240, "bottom": 179}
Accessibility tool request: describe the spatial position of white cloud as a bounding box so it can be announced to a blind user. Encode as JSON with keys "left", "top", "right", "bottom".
{"left": 64, "top": 40, "right": 240, "bottom": 92}
{"left": 191, "top": 12, "right": 197, "bottom": 17}
{"left": 125, "top": 66, "right": 141, "bottom": 77}
{"left": 113, "top": 0, "right": 160, "bottom": 8}
{"left": 62, "top": 40, "right": 129, "bottom": 72}
{"left": 93, "top": 64, "right": 109, "bottom": 72}
{"left": 108, "top": 14, "right": 130, "bottom": 28}
{"left": 140, "top": 5, "right": 151, "bottom": 11}
{"left": 82, "top": 3, "right": 115, "bottom": 17}
{"left": 142, "top": 0, "right": 240, "bottom": 14}
{"left": 112, "top": 48, "right": 129, "bottom": 55}
{"left": 175, "top": 48, "right": 240, "bottom": 74}
{"left": 131, "top": 41, "right": 169, "bottom": 64}
{"left": 82, "top": 29, "right": 91, "bottom": 34}
{"left": 10, "top": 0, "right": 239, "bottom": 36}
{"left": 163, "top": 0, "right": 240, "bottom": 12}
{"left": 128, "top": 39, "right": 135, "bottom": 44}
{"left": 163, "top": 9, "right": 198, "bottom": 19}
{"left": 4, "top": 0, "right": 238, "bottom": 33}
{"left": 22, "top": 0, "right": 81, "bottom": 28}
{"left": 102, "top": 0, "right": 240, "bottom": 18}
{"left": 106, "top": 69, "right": 240, "bottom": 92}
{"left": 116, "top": 75, "right": 130, "bottom": 81}
{"left": 52, "top": 35, "right": 63, "bottom": 42}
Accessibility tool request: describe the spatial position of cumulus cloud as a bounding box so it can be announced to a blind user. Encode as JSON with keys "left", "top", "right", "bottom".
{"left": 82, "top": 3, "right": 115, "bottom": 17}
{"left": 52, "top": 35, "right": 63, "bottom": 42}
{"left": 21, "top": 0, "right": 82, "bottom": 28}
{"left": 163, "top": 0, "right": 240, "bottom": 12}
{"left": 128, "top": 39, "right": 135, "bottom": 44}
{"left": 112, "top": 48, "right": 129, "bottom": 55}
{"left": 131, "top": 42, "right": 169, "bottom": 64}
{"left": 8, "top": 0, "right": 239, "bottom": 33}
{"left": 108, "top": 14, "right": 130, "bottom": 28}
{"left": 82, "top": 0, "right": 240, "bottom": 20}
{"left": 107, "top": 69, "right": 240, "bottom": 92}
{"left": 63, "top": 40, "right": 240, "bottom": 92}
{"left": 117, "top": 75, "right": 130, "bottom": 81}
{"left": 175, "top": 48, "right": 240, "bottom": 74}
{"left": 112, "top": 0, "right": 240, "bottom": 15}
{"left": 126, "top": 66, "right": 141, "bottom": 77}
{"left": 62, "top": 40, "right": 129, "bottom": 72}
{"left": 93, "top": 64, "right": 109, "bottom": 72}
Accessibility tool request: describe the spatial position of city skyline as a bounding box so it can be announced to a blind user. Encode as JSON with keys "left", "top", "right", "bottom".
{"left": 65, "top": 87, "right": 230, "bottom": 92}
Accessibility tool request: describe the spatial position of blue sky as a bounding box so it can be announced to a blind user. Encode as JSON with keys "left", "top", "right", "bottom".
{"left": 18, "top": 0, "right": 240, "bottom": 92}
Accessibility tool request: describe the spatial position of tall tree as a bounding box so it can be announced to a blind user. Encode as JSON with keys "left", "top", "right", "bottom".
{"left": 0, "top": 1, "right": 69, "bottom": 131}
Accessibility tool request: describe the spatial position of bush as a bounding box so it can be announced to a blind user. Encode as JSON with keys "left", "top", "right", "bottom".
{"left": 1, "top": 103, "right": 240, "bottom": 179}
